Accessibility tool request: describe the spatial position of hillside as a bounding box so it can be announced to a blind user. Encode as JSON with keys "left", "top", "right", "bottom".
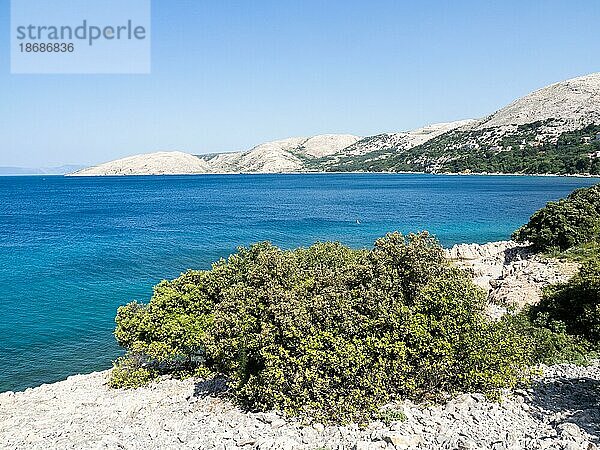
{"left": 70, "top": 135, "right": 361, "bottom": 176}
{"left": 303, "top": 120, "right": 475, "bottom": 170}
{"left": 70, "top": 73, "right": 600, "bottom": 176}
{"left": 475, "top": 73, "right": 600, "bottom": 129}
{"left": 323, "top": 73, "right": 600, "bottom": 174}
{"left": 69, "top": 151, "right": 211, "bottom": 176}
{"left": 198, "top": 134, "right": 360, "bottom": 173}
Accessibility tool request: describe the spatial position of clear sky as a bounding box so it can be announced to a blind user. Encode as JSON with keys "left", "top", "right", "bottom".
{"left": 1, "top": 0, "right": 599, "bottom": 167}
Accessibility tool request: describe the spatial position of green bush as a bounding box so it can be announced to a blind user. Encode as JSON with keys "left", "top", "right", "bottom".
{"left": 375, "top": 408, "right": 407, "bottom": 425}
{"left": 112, "top": 232, "right": 535, "bottom": 423}
{"left": 512, "top": 184, "right": 600, "bottom": 251}
{"left": 505, "top": 312, "right": 591, "bottom": 365}
{"left": 109, "top": 355, "right": 157, "bottom": 389}
{"left": 113, "top": 270, "right": 217, "bottom": 372}
{"left": 531, "top": 259, "right": 600, "bottom": 345}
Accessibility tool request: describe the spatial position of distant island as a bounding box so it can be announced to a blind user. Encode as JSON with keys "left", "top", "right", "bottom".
{"left": 69, "top": 73, "right": 600, "bottom": 177}
{"left": 0, "top": 165, "right": 85, "bottom": 176}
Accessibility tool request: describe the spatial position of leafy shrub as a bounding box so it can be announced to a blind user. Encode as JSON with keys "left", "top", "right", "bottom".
{"left": 109, "top": 355, "right": 157, "bottom": 388}
{"left": 506, "top": 312, "right": 591, "bottom": 365}
{"left": 512, "top": 184, "right": 600, "bottom": 251}
{"left": 113, "top": 270, "right": 216, "bottom": 373}
{"left": 112, "top": 232, "right": 535, "bottom": 423}
{"left": 530, "top": 259, "right": 600, "bottom": 345}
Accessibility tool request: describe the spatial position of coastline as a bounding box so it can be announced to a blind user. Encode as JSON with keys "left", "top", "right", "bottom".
{"left": 64, "top": 170, "right": 600, "bottom": 178}
{"left": 0, "top": 240, "right": 593, "bottom": 449}
{"left": 3, "top": 239, "right": 577, "bottom": 396}
{"left": 4, "top": 175, "right": 586, "bottom": 396}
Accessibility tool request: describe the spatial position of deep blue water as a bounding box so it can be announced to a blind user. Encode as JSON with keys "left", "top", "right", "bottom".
{"left": 0, "top": 174, "right": 598, "bottom": 392}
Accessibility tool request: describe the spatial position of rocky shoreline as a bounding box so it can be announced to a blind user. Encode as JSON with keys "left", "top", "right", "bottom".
{"left": 0, "top": 241, "right": 593, "bottom": 450}
{"left": 1, "top": 363, "right": 598, "bottom": 450}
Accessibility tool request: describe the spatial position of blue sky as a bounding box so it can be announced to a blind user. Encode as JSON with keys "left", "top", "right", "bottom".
{"left": 1, "top": 0, "right": 599, "bottom": 166}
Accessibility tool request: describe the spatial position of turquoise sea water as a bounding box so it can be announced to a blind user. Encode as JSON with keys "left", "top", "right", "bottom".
{"left": 0, "top": 174, "right": 598, "bottom": 393}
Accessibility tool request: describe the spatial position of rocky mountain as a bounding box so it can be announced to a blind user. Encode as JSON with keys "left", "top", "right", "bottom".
{"left": 333, "top": 121, "right": 476, "bottom": 157}
{"left": 70, "top": 135, "right": 361, "bottom": 176}
{"left": 70, "top": 73, "right": 600, "bottom": 176}
{"left": 474, "top": 72, "right": 600, "bottom": 130}
{"left": 198, "top": 134, "right": 360, "bottom": 173}
{"left": 322, "top": 73, "right": 600, "bottom": 174}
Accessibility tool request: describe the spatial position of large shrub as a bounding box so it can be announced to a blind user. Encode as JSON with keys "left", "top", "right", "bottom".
{"left": 531, "top": 259, "right": 600, "bottom": 344}
{"left": 512, "top": 184, "right": 600, "bottom": 251}
{"left": 112, "top": 232, "right": 534, "bottom": 423}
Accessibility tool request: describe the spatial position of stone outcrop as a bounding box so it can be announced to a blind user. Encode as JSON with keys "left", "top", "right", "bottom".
{"left": 446, "top": 241, "right": 579, "bottom": 311}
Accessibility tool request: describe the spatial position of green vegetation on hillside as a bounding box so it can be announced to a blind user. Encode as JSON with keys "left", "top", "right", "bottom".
{"left": 316, "top": 123, "right": 600, "bottom": 175}
{"left": 514, "top": 183, "right": 600, "bottom": 360}
{"left": 532, "top": 260, "right": 600, "bottom": 345}
{"left": 546, "top": 241, "right": 600, "bottom": 265}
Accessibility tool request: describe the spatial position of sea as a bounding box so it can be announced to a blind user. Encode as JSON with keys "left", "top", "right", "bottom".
{"left": 0, "top": 173, "right": 598, "bottom": 393}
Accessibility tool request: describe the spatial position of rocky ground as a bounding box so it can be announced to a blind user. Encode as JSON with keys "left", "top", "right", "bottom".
{"left": 0, "top": 363, "right": 598, "bottom": 450}
{"left": 446, "top": 241, "right": 579, "bottom": 314}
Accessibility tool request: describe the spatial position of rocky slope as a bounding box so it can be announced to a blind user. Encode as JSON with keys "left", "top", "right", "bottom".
{"left": 324, "top": 73, "right": 600, "bottom": 174}
{"left": 475, "top": 73, "right": 600, "bottom": 130}
{"left": 1, "top": 364, "right": 598, "bottom": 450}
{"left": 199, "top": 134, "right": 361, "bottom": 173}
{"left": 321, "top": 120, "right": 475, "bottom": 159}
{"left": 69, "top": 73, "right": 600, "bottom": 176}
{"left": 69, "top": 151, "right": 212, "bottom": 176}
{"left": 69, "top": 135, "right": 361, "bottom": 176}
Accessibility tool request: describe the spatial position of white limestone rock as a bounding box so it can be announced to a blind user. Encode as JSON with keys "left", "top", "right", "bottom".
{"left": 2, "top": 362, "right": 600, "bottom": 449}
{"left": 202, "top": 134, "right": 361, "bottom": 173}
{"left": 338, "top": 120, "right": 476, "bottom": 157}
{"left": 475, "top": 72, "right": 600, "bottom": 130}
{"left": 446, "top": 241, "right": 578, "bottom": 310}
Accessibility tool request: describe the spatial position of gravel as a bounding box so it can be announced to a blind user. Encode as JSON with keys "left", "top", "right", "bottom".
{"left": 1, "top": 363, "right": 599, "bottom": 449}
